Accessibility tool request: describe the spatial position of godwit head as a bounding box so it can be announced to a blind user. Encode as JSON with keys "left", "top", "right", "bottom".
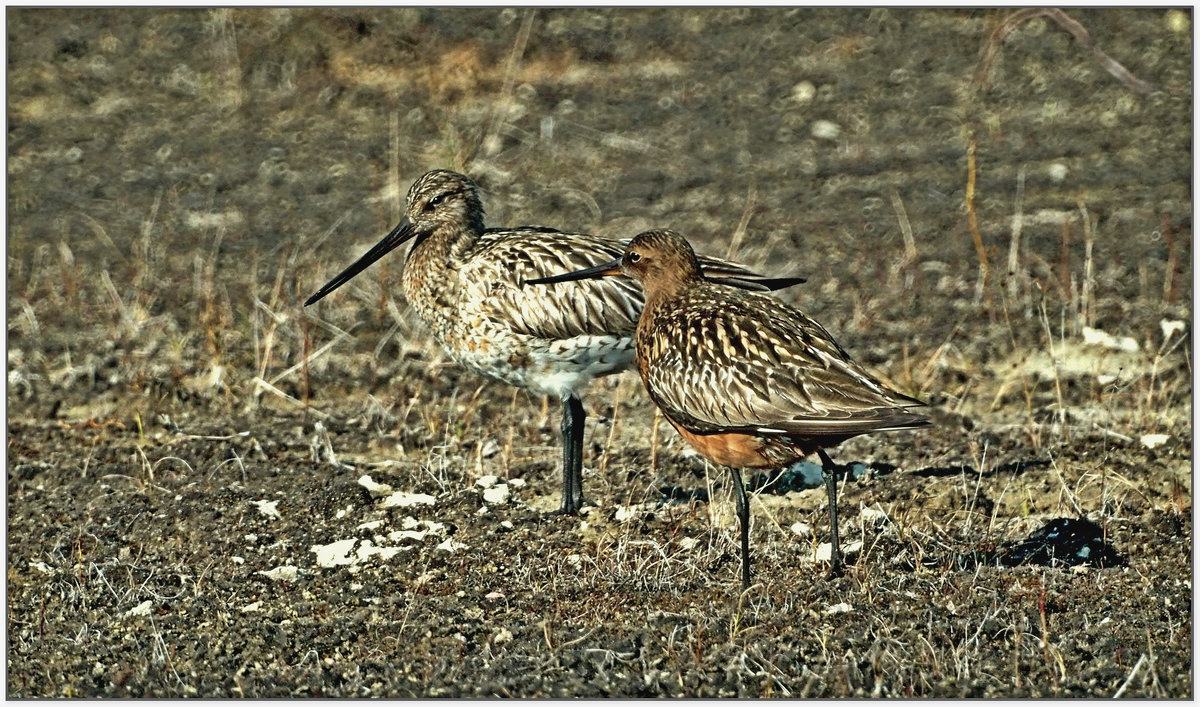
{"left": 304, "top": 170, "right": 485, "bottom": 306}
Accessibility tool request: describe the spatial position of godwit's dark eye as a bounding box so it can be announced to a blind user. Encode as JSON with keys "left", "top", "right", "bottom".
{"left": 425, "top": 192, "right": 450, "bottom": 211}
{"left": 628, "top": 251, "right": 642, "bottom": 263}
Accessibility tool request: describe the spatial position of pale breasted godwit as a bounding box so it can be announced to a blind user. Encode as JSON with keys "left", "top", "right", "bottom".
{"left": 304, "top": 171, "right": 804, "bottom": 515}
{"left": 526, "top": 229, "right": 929, "bottom": 587}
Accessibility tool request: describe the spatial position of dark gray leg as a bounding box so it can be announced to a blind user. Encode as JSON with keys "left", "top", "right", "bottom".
{"left": 816, "top": 448, "right": 843, "bottom": 577}
{"left": 729, "top": 467, "right": 751, "bottom": 589}
{"left": 554, "top": 395, "right": 586, "bottom": 515}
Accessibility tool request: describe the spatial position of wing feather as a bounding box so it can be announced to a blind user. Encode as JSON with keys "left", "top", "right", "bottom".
{"left": 639, "top": 283, "right": 927, "bottom": 438}
{"left": 463, "top": 230, "right": 802, "bottom": 341}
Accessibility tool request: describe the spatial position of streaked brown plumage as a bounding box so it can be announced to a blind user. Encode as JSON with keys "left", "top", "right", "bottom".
{"left": 303, "top": 171, "right": 804, "bottom": 516}
{"left": 526, "top": 229, "right": 929, "bottom": 588}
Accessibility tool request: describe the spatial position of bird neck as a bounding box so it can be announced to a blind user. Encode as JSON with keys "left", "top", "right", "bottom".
{"left": 406, "top": 217, "right": 483, "bottom": 270}
{"left": 640, "top": 268, "right": 701, "bottom": 314}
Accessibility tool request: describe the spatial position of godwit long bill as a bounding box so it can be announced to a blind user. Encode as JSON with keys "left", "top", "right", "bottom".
{"left": 304, "top": 171, "right": 805, "bottom": 515}
{"left": 526, "top": 229, "right": 929, "bottom": 586}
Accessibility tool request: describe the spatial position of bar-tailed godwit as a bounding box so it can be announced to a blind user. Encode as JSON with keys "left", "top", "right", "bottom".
{"left": 527, "top": 229, "right": 929, "bottom": 586}
{"left": 304, "top": 171, "right": 804, "bottom": 515}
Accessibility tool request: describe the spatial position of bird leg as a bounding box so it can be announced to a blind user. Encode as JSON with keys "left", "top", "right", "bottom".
{"left": 816, "top": 448, "right": 843, "bottom": 577}
{"left": 729, "top": 467, "right": 751, "bottom": 589}
{"left": 553, "top": 395, "right": 586, "bottom": 515}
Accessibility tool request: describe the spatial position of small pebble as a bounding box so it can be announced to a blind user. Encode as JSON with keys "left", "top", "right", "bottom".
{"left": 791, "top": 80, "right": 816, "bottom": 104}
{"left": 1047, "top": 162, "right": 1069, "bottom": 184}
{"left": 482, "top": 485, "right": 509, "bottom": 505}
{"left": 811, "top": 120, "right": 841, "bottom": 141}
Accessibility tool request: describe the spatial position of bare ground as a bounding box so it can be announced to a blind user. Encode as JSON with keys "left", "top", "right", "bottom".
{"left": 6, "top": 8, "right": 1192, "bottom": 698}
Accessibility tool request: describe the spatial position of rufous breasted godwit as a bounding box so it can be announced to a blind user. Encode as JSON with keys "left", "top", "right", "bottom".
{"left": 304, "top": 171, "right": 804, "bottom": 515}
{"left": 526, "top": 229, "right": 929, "bottom": 587}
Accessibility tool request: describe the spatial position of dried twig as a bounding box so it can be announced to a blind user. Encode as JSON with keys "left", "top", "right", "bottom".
{"left": 1006, "top": 166, "right": 1026, "bottom": 302}
{"left": 977, "top": 8, "right": 1154, "bottom": 96}
{"left": 965, "top": 139, "right": 990, "bottom": 303}
{"left": 889, "top": 186, "right": 917, "bottom": 263}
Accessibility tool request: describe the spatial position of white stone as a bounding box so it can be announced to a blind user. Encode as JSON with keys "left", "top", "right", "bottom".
{"left": 811, "top": 120, "right": 841, "bottom": 141}
{"left": 1047, "top": 162, "right": 1069, "bottom": 184}
{"left": 823, "top": 602, "right": 853, "bottom": 615}
{"left": 356, "top": 540, "right": 402, "bottom": 563}
{"left": 816, "top": 540, "right": 863, "bottom": 561}
{"left": 791, "top": 80, "right": 816, "bottom": 104}
{"left": 390, "top": 529, "right": 431, "bottom": 542}
{"left": 1141, "top": 434, "right": 1170, "bottom": 450}
{"left": 124, "top": 600, "right": 153, "bottom": 618}
{"left": 790, "top": 522, "right": 813, "bottom": 538}
{"left": 1082, "top": 326, "right": 1140, "bottom": 353}
{"left": 482, "top": 485, "right": 510, "bottom": 505}
{"left": 1160, "top": 319, "right": 1186, "bottom": 342}
{"left": 436, "top": 538, "right": 468, "bottom": 553}
{"left": 859, "top": 506, "right": 890, "bottom": 527}
{"left": 614, "top": 505, "right": 639, "bottom": 522}
{"left": 252, "top": 499, "right": 281, "bottom": 520}
{"left": 358, "top": 475, "right": 394, "bottom": 498}
{"left": 258, "top": 565, "right": 300, "bottom": 582}
{"left": 382, "top": 491, "right": 437, "bottom": 508}
{"left": 311, "top": 539, "right": 358, "bottom": 568}
{"left": 475, "top": 475, "right": 500, "bottom": 489}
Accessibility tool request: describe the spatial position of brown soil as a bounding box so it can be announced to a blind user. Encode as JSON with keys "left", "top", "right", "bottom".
{"left": 7, "top": 8, "right": 1192, "bottom": 698}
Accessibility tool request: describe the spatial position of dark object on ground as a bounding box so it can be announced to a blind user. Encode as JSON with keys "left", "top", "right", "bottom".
{"left": 997, "top": 517, "right": 1124, "bottom": 568}
{"left": 943, "top": 517, "right": 1125, "bottom": 570}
